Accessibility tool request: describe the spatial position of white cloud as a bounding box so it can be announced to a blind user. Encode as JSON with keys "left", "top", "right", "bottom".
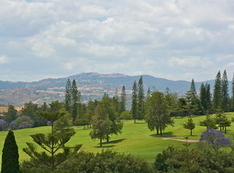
{"left": 0, "top": 0, "right": 234, "bottom": 81}
{"left": 0, "top": 55, "right": 9, "bottom": 64}
{"left": 167, "top": 57, "right": 213, "bottom": 69}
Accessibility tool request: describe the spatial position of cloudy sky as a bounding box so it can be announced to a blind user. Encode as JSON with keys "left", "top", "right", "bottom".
{"left": 1, "top": 0, "right": 234, "bottom": 82}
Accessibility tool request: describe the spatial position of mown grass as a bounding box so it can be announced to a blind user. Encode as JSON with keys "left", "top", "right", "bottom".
{"left": 1, "top": 113, "right": 234, "bottom": 166}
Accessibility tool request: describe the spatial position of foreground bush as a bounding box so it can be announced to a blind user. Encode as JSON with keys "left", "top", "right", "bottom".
{"left": 154, "top": 144, "right": 234, "bottom": 173}
{"left": 63, "top": 150, "right": 154, "bottom": 173}
{"left": 21, "top": 150, "right": 155, "bottom": 173}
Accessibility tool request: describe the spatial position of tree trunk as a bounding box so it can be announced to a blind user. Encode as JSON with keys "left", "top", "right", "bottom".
{"left": 106, "top": 134, "right": 109, "bottom": 143}
{"left": 156, "top": 127, "right": 159, "bottom": 135}
{"left": 190, "top": 129, "right": 192, "bottom": 136}
{"left": 100, "top": 138, "right": 102, "bottom": 147}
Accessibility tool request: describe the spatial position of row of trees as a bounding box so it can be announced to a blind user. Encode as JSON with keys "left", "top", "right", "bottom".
{"left": 128, "top": 70, "right": 234, "bottom": 136}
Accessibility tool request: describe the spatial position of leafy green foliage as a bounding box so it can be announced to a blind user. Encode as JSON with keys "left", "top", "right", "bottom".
{"left": 4, "top": 105, "right": 17, "bottom": 123}
{"left": 21, "top": 102, "right": 82, "bottom": 172}
{"left": 200, "top": 115, "right": 217, "bottom": 130}
{"left": 145, "top": 91, "right": 174, "bottom": 136}
{"left": 62, "top": 150, "right": 155, "bottom": 173}
{"left": 154, "top": 144, "right": 234, "bottom": 173}
{"left": 21, "top": 101, "right": 47, "bottom": 127}
{"left": 183, "top": 117, "right": 195, "bottom": 136}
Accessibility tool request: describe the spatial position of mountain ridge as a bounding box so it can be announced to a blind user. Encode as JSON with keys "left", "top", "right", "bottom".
{"left": 0, "top": 72, "right": 221, "bottom": 106}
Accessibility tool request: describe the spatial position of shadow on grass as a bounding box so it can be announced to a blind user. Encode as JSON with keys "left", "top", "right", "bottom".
{"left": 94, "top": 139, "right": 126, "bottom": 148}
{"left": 94, "top": 145, "right": 115, "bottom": 148}
{"left": 103, "top": 138, "right": 126, "bottom": 144}
{"left": 149, "top": 131, "right": 176, "bottom": 138}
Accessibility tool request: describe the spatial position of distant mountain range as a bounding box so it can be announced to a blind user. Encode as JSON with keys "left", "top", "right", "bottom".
{"left": 0, "top": 72, "right": 223, "bottom": 106}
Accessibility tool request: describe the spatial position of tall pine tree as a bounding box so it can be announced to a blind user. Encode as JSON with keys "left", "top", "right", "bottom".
{"left": 232, "top": 73, "right": 234, "bottom": 111}
{"left": 120, "top": 85, "right": 126, "bottom": 114}
{"left": 1, "top": 130, "right": 20, "bottom": 173}
{"left": 221, "top": 70, "right": 229, "bottom": 112}
{"left": 200, "top": 83, "right": 211, "bottom": 114}
{"left": 131, "top": 81, "right": 138, "bottom": 123}
{"left": 186, "top": 79, "right": 201, "bottom": 115}
{"left": 213, "top": 71, "right": 222, "bottom": 110}
{"left": 65, "top": 79, "right": 72, "bottom": 112}
{"left": 138, "top": 77, "right": 145, "bottom": 120}
{"left": 71, "top": 80, "right": 80, "bottom": 122}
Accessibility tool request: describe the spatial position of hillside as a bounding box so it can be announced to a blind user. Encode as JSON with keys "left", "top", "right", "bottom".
{"left": 0, "top": 72, "right": 219, "bottom": 106}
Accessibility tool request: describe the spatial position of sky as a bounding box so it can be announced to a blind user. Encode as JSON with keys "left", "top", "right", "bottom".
{"left": 1, "top": 0, "right": 234, "bottom": 82}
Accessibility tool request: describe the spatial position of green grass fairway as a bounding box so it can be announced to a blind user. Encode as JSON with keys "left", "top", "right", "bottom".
{"left": 1, "top": 113, "right": 234, "bottom": 166}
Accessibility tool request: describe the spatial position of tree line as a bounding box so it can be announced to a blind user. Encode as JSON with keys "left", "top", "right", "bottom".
{"left": 1, "top": 70, "right": 234, "bottom": 138}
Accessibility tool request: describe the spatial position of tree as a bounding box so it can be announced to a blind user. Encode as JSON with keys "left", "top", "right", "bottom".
{"left": 183, "top": 117, "right": 195, "bottom": 136}
{"left": 231, "top": 73, "right": 234, "bottom": 111}
{"left": 21, "top": 101, "right": 47, "bottom": 127}
{"left": 145, "top": 91, "right": 174, "bottom": 136}
{"left": 186, "top": 79, "right": 202, "bottom": 115}
{"left": 221, "top": 70, "right": 229, "bottom": 112}
{"left": 131, "top": 81, "right": 138, "bottom": 123}
{"left": 4, "top": 104, "right": 17, "bottom": 123}
{"left": 200, "top": 115, "right": 217, "bottom": 130}
{"left": 164, "top": 88, "right": 178, "bottom": 116}
{"left": 22, "top": 102, "right": 81, "bottom": 172}
{"left": 89, "top": 102, "right": 111, "bottom": 147}
{"left": 200, "top": 129, "right": 231, "bottom": 150}
{"left": 71, "top": 80, "right": 81, "bottom": 122}
{"left": 200, "top": 83, "right": 211, "bottom": 114}
{"left": 120, "top": 85, "right": 126, "bottom": 114}
{"left": 138, "top": 76, "right": 145, "bottom": 120}
{"left": 146, "top": 87, "right": 151, "bottom": 98}
{"left": 1, "top": 130, "right": 20, "bottom": 173}
{"left": 213, "top": 71, "right": 222, "bottom": 110}
{"left": 9, "top": 115, "right": 34, "bottom": 130}
{"left": 102, "top": 95, "right": 123, "bottom": 142}
{"left": 65, "top": 79, "right": 72, "bottom": 112}
{"left": 215, "top": 110, "right": 231, "bottom": 134}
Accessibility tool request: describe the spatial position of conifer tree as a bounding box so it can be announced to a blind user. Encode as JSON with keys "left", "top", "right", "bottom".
{"left": 213, "top": 71, "right": 222, "bottom": 110}
{"left": 65, "top": 79, "right": 72, "bottom": 112}
{"left": 232, "top": 73, "right": 234, "bottom": 111}
{"left": 138, "top": 77, "right": 145, "bottom": 120}
{"left": 22, "top": 102, "right": 81, "bottom": 172}
{"left": 1, "top": 130, "right": 20, "bottom": 173}
{"left": 183, "top": 117, "right": 195, "bottom": 136}
{"left": 71, "top": 79, "right": 80, "bottom": 122}
{"left": 120, "top": 85, "right": 126, "bottom": 114}
{"left": 190, "top": 79, "right": 197, "bottom": 98}
{"left": 221, "top": 70, "right": 229, "bottom": 112}
{"left": 131, "top": 81, "right": 138, "bottom": 123}
{"left": 146, "top": 87, "right": 151, "bottom": 98}
{"left": 200, "top": 83, "right": 211, "bottom": 114}
{"left": 186, "top": 79, "right": 201, "bottom": 115}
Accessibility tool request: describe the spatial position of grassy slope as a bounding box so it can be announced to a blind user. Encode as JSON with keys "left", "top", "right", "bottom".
{"left": 0, "top": 113, "right": 234, "bottom": 166}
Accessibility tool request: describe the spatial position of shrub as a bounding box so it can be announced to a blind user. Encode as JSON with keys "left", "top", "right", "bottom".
{"left": 9, "top": 115, "right": 34, "bottom": 130}
{"left": 62, "top": 150, "right": 154, "bottom": 173}
{"left": 200, "top": 128, "right": 231, "bottom": 150}
{"left": 0, "top": 119, "right": 8, "bottom": 131}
